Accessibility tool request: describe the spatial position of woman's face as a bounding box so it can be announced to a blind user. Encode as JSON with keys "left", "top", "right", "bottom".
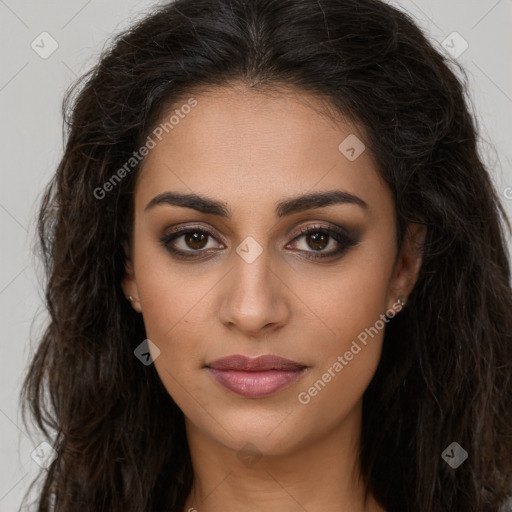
{"left": 123, "top": 85, "right": 423, "bottom": 457}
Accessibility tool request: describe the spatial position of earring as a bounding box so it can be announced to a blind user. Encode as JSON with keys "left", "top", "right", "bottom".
{"left": 128, "top": 295, "right": 140, "bottom": 303}
{"left": 397, "top": 297, "right": 407, "bottom": 309}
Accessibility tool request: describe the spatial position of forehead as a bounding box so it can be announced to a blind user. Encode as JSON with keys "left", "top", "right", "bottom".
{"left": 134, "top": 85, "right": 392, "bottom": 221}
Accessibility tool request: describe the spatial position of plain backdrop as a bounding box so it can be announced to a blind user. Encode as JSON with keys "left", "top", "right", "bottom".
{"left": 1, "top": 0, "right": 511, "bottom": 510}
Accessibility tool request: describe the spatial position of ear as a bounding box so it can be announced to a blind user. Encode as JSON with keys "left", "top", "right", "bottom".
{"left": 121, "top": 240, "right": 142, "bottom": 313}
{"left": 387, "top": 222, "right": 426, "bottom": 310}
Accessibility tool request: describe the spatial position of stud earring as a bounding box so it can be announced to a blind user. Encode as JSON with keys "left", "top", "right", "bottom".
{"left": 128, "top": 295, "right": 140, "bottom": 303}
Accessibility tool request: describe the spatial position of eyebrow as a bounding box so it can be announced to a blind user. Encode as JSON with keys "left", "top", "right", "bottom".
{"left": 144, "top": 189, "right": 368, "bottom": 217}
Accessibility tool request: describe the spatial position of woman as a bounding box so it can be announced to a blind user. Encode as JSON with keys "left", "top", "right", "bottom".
{"left": 20, "top": 0, "right": 512, "bottom": 510}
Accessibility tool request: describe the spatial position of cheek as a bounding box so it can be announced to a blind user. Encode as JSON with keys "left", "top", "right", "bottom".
{"left": 295, "top": 301, "right": 388, "bottom": 434}
{"left": 140, "top": 277, "right": 207, "bottom": 412}
{"left": 292, "top": 238, "right": 395, "bottom": 344}
{"left": 132, "top": 240, "right": 208, "bottom": 387}
{"left": 292, "top": 244, "right": 394, "bottom": 417}
{"left": 137, "top": 270, "right": 209, "bottom": 371}
{"left": 133, "top": 232, "right": 212, "bottom": 339}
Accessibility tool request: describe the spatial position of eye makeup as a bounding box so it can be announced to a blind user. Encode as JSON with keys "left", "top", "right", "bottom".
{"left": 159, "top": 222, "right": 360, "bottom": 261}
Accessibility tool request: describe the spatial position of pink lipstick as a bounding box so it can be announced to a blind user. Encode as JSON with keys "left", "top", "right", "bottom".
{"left": 206, "top": 354, "right": 307, "bottom": 398}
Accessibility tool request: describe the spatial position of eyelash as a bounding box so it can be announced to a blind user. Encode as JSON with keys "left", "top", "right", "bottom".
{"left": 160, "top": 224, "right": 359, "bottom": 261}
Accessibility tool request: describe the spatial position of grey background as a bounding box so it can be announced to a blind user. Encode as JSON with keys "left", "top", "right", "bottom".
{"left": 1, "top": 0, "right": 511, "bottom": 510}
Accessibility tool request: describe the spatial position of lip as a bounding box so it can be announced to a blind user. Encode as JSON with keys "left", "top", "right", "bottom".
{"left": 207, "top": 354, "right": 305, "bottom": 371}
{"left": 206, "top": 354, "right": 308, "bottom": 398}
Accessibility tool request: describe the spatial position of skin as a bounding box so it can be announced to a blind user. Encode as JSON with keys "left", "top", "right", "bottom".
{"left": 122, "top": 84, "right": 426, "bottom": 512}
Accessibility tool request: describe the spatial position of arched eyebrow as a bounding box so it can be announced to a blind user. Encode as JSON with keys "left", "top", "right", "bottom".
{"left": 144, "top": 190, "right": 368, "bottom": 217}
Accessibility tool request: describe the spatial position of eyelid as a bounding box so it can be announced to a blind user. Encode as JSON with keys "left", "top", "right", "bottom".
{"left": 160, "top": 221, "right": 359, "bottom": 262}
{"left": 163, "top": 223, "right": 224, "bottom": 243}
{"left": 163, "top": 220, "right": 352, "bottom": 239}
{"left": 285, "top": 223, "right": 358, "bottom": 257}
{"left": 160, "top": 224, "right": 225, "bottom": 258}
{"left": 288, "top": 222, "right": 354, "bottom": 241}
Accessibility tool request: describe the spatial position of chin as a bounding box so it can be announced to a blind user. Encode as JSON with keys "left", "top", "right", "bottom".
{"left": 190, "top": 405, "right": 311, "bottom": 458}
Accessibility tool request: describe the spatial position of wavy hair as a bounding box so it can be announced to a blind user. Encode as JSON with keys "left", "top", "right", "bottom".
{"left": 21, "top": 0, "right": 512, "bottom": 510}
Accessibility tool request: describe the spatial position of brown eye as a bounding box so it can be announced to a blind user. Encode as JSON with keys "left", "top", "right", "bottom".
{"left": 183, "top": 231, "right": 208, "bottom": 250}
{"left": 160, "top": 226, "right": 224, "bottom": 259}
{"left": 304, "top": 231, "right": 329, "bottom": 251}
{"left": 160, "top": 223, "right": 359, "bottom": 261}
{"left": 286, "top": 224, "right": 359, "bottom": 260}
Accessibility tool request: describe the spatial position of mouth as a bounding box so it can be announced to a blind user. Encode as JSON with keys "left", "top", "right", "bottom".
{"left": 205, "top": 354, "right": 308, "bottom": 398}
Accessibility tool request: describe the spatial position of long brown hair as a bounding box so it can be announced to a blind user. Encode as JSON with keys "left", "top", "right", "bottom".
{"left": 21, "top": 0, "right": 512, "bottom": 510}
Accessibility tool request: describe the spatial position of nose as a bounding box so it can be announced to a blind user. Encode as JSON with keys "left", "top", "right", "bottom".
{"left": 217, "top": 246, "right": 291, "bottom": 338}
